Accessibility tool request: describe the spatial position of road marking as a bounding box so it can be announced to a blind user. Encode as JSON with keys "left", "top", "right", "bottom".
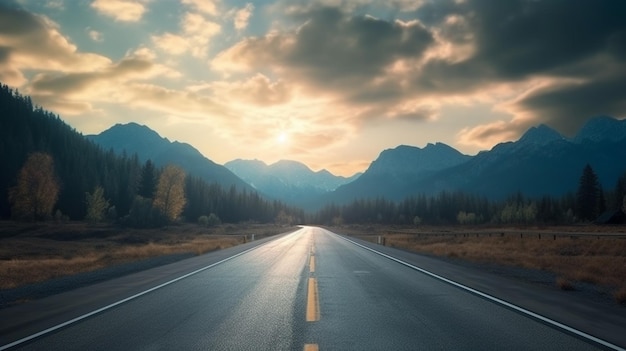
{"left": 309, "top": 255, "right": 316, "bottom": 273}
{"left": 0, "top": 242, "right": 273, "bottom": 351}
{"left": 304, "top": 343, "right": 319, "bottom": 351}
{"left": 336, "top": 234, "right": 626, "bottom": 351}
{"left": 306, "top": 277, "right": 320, "bottom": 322}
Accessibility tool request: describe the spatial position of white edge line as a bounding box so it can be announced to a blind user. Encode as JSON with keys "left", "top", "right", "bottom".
{"left": 0, "top": 242, "right": 268, "bottom": 351}
{"left": 336, "top": 233, "right": 625, "bottom": 351}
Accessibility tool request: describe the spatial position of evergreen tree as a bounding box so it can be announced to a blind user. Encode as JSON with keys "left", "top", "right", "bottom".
{"left": 138, "top": 159, "right": 156, "bottom": 198}
{"left": 9, "top": 152, "right": 59, "bottom": 221}
{"left": 614, "top": 172, "right": 626, "bottom": 210}
{"left": 575, "top": 164, "right": 603, "bottom": 221}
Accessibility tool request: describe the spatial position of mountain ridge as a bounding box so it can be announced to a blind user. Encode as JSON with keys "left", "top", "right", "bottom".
{"left": 325, "top": 116, "right": 626, "bottom": 206}
{"left": 224, "top": 158, "right": 360, "bottom": 207}
{"left": 87, "top": 123, "right": 253, "bottom": 191}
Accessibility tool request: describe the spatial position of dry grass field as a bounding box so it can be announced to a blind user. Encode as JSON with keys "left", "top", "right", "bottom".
{"left": 0, "top": 221, "right": 294, "bottom": 290}
{"left": 334, "top": 224, "right": 626, "bottom": 304}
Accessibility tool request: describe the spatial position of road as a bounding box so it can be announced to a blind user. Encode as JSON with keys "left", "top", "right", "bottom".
{"left": 1, "top": 227, "right": 623, "bottom": 350}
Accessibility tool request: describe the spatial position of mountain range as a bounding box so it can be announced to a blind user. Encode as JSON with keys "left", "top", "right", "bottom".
{"left": 329, "top": 115, "right": 626, "bottom": 204}
{"left": 225, "top": 159, "right": 360, "bottom": 207}
{"left": 87, "top": 116, "right": 626, "bottom": 211}
{"left": 87, "top": 123, "right": 358, "bottom": 206}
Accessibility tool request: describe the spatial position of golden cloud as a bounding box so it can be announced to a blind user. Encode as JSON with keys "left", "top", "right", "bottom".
{"left": 90, "top": 0, "right": 148, "bottom": 22}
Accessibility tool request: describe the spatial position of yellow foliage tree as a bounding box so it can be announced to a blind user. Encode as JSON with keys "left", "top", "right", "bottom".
{"left": 153, "top": 165, "right": 186, "bottom": 222}
{"left": 85, "top": 186, "right": 109, "bottom": 224}
{"left": 9, "top": 152, "right": 59, "bottom": 221}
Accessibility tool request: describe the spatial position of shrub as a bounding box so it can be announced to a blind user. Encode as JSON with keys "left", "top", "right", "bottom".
{"left": 198, "top": 215, "right": 209, "bottom": 227}
{"left": 207, "top": 213, "right": 221, "bottom": 227}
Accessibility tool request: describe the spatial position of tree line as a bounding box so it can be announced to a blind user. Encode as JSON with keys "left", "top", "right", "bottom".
{"left": 312, "top": 165, "right": 626, "bottom": 226}
{"left": 0, "top": 83, "right": 303, "bottom": 226}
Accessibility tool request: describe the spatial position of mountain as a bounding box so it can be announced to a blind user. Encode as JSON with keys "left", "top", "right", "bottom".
{"left": 415, "top": 117, "right": 626, "bottom": 199}
{"left": 327, "top": 117, "right": 626, "bottom": 204}
{"left": 329, "top": 143, "right": 471, "bottom": 202}
{"left": 225, "top": 159, "right": 360, "bottom": 207}
{"left": 573, "top": 115, "right": 626, "bottom": 143}
{"left": 87, "top": 123, "right": 253, "bottom": 191}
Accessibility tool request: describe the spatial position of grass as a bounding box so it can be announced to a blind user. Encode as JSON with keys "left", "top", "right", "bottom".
{"left": 333, "top": 224, "right": 626, "bottom": 305}
{"left": 0, "top": 221, "right": 294, "bottom": 290}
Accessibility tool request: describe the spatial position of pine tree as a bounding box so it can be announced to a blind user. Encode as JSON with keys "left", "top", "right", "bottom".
{"left": 575, "top": 164, "right": 603, "bottom": 221}
{"left": 138, "top": 159, "right": 156, "bottom": 198}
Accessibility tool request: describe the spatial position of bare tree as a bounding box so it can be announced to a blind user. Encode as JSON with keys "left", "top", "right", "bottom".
{"left": 9, "top": 152, "right": 59, "bottom": 221}
{"left": 153, "top": 165, "right": 186, "bottom": 222}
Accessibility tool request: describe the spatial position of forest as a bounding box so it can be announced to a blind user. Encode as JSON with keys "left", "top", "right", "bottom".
{"left": 0, "top": 83, "right": 304, "bottom": 226}
{"left": 312, "top": 168, "right": 626, "bottom": 226}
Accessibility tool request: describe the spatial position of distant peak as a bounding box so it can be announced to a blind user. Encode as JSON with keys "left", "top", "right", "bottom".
{"left": 574, "top": 115, "right": 625, "bottom": 143}
{"left": 519, "top": 124, "right": 562, "bottom": 145}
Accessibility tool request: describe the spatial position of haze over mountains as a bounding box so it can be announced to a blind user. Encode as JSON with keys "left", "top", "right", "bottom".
{"left": 87, "top": 116, "right": 626, "bottom": 211}
{"left": 225, "top": 159, "right": 361, "bottom": 207}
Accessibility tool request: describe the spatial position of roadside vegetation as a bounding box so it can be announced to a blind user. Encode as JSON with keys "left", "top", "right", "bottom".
{"left": 336, "top": 225, "right": 626, "bottom": 305}
{"left": 0, "top": 222, "right": 294, "bottom": 290}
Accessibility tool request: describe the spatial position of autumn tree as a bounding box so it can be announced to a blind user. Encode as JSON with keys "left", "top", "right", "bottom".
{"left": 153, "top": 165, "right": 186, "bottom": 222}
{"left": 9, "top": 152, "right": 59, "bottom": 221}
{"left": 575, "top": 164, "right": 604, "bottom": 221}
{"left": 85, "top": 186, "right": 109, "bottom": 224}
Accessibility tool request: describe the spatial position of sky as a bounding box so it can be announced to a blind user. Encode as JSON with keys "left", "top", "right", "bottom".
{"left": 1, "top": 0, "right": 625, "bottom": 176}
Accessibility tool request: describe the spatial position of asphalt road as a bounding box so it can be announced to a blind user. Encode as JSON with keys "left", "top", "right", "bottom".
{"left": 1, "top": 227, "right": 623, "bottom": 350}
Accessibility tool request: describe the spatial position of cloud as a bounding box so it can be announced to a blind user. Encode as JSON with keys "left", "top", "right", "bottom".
{"left": 45, "top": 1, "right": 64, "bottom": 10}
{"left": 152, "top": 12, "right": 220, "bottom": 58}
{"left": 90, "top": 0, "right": 149, "bottom": 22}
{"left": 181, "top": 0, "right": 219, "bottom": 16}
{"left": 152, "top": 33, "right": 189, "bottom": 55}
{"left": 86, "top": 28, "right": 103, "bottom": 42}
{"left": 0, "top": 4, "right": 111, "bottom": 80}
{"left": 125, "top": 83, "right": 230, "bottom": 120}
{"left": 202, "top": 74, "right": 292, "bottom": 106}
{"left": 457, "top": 120, "right": 523, "bottom": 150}
{"left": 212, "top": 5, "right": 436, "bottom": 125}
{"left": 234, "top": 3, "right": 254, "bottom": 31}
{"left": 407, "top": 0, "right": 626, "bottom": 147}
{"left": 509, "top": 67, "right": 626, "bottom": 136}
{"left": 27, "top": 49, "right": 180, "bottom": 114}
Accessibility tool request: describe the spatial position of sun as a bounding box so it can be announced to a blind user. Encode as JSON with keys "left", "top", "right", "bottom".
{"left": 277, "top": 132, "right": 288, "bottom": 144}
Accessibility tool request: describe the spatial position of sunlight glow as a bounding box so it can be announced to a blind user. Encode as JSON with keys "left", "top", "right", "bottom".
{"left": 277, "top": 132, "right": 288, "bottom": 144}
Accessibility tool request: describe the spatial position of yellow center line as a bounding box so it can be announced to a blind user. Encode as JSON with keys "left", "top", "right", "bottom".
{"left": 306, "top": 277, "right": 320, "bottom": 322}
{"left": 309, "top": 255, "right": 315, "bottom": 273}
{"left": 304, "top": 344, "right": 319, "bottom": 351}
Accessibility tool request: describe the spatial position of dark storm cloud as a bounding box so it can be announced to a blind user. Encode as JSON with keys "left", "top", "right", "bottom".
{"left": 217, "top": 5, "right": 434, "bottom": 89}
{"left": 0, "top": 46, "right": 10, "bottom": 63}
{"left": 516, "top": 69, "right": 626, "bottom": 136}
{"left": 465, "top": 0, "right": 625, "bottom": 79}
{"left": 415, "top": 0, "right": 626, "bottom": 138}
{"left": 415, "top": 0, "right": 626, "bottom": 83}
{"left": 285, "top": 6, "right": 433, "bottom": 81}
